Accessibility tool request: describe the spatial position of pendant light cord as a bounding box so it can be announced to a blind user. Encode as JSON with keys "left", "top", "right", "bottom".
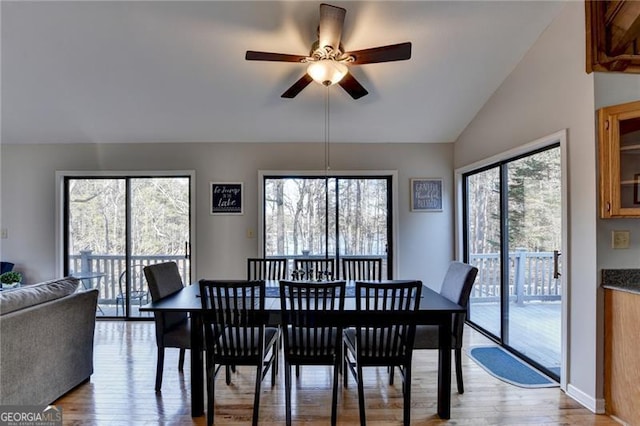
{"left": 324, "top": 86, "right": 331, "bottom": 175}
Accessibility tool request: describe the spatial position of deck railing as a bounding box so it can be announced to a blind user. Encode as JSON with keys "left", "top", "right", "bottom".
{"left": 469, "top": 249, "right": 561, "bottom": 304}
{"left": 70, "top": 250, "right": 559, "bottom": 307}
{"left": 69, "top": 251, "right": 190, "bottom": 304}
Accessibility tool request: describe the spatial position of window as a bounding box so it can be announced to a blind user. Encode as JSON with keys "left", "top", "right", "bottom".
{"left": 261, "top": 173, "right": 394, "bottom": 280}
{"left": 462, "top": 143, "right": 562, "bottom": 380}
{"left": 59, "top": 172, "right": 194, "bottom": 318}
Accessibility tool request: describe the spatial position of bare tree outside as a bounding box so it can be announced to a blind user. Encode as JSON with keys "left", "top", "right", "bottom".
{"left": 466, "top": 145, "right": 562, "bottom": 378}
{"left": 264, "top": 175, "right": 390, "bottom": 279}
{"left": 66, "top": 176, "right": 191, "bottom": 317}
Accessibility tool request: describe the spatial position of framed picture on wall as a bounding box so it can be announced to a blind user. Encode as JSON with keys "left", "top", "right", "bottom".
{"left": 410, "top": 178, "right": 443, "bottom": 212}
{"left": 210, "top": 182, "right": 243, "bottom": 215}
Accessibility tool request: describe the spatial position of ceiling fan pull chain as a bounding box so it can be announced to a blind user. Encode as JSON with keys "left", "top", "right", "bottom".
{"left": 325, "top": 86, "right": 331, "bottom": 173}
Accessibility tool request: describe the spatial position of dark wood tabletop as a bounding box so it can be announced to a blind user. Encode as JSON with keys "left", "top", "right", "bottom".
{"left": 141, "top": 280, "right": 464, "bottom": 316}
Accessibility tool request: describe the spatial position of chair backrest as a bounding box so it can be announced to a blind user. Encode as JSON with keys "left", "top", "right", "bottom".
{"left": 247, "top": 258, "right": 288, "bottom": 280}
{"left": 143, "top": 262, "right": 187, "bottom": 339}
{"left": 1, "top": 262, "right": 14, "bottom": 275}
{"left": 355, "top": 280, "right": 422, "bottom": 361}
{"left": 144, "top": 262, "right": 185, "bottom": 301}
{"left": 279, "top": 280, "right": 346, "bottom": 358}
{"left": 341, "top": 257, "right": 382, "bottom": 281}
{"left": 294, "top": 258, "right": 335, "bottom": 281}
{"left": 119, "top": 263, "right": 149, "bottom": 295}
{"left": 199, "top": 280, "right": 267, "bottom": 360}
{"left": 439, "top": 261, "right": 479, "bottom": 337}
{"left": 440, "top": 261, "right": 478, "bottom": 307}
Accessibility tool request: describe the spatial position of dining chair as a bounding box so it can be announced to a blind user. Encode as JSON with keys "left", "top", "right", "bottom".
{"left": 247, "top": 257, "right": 288, "bottom": 374}
{"left": 116, "top": 263, "right": 150, "bottom": 316}
{"left": 143, "top": 262, "right": 191, "bottom": 392}
{"left": 343, "top": 280, "right": 422, "bottom": 426}
{"left": 198, "top": 279, "right": 280, "bottom": 426}
{"left": 247, "top": 257, "right": 288, "bottom": 280}
{"left": 411, "top": 261, "right": 478, "bottom": 394}
{"left": 341, "top": 257, "right": 383, "bottom": 281}
{"left": 279, "top": 280, "right": 346, "bottom": 426}
{"left": 294, "top": 258, "right": 335, "bottom": 281}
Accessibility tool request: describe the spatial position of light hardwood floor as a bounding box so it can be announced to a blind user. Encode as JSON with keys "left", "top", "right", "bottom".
{"left": 55, "top": 321, "right": 617, "bottom": 425}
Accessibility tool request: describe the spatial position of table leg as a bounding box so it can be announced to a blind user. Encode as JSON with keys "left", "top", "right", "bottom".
{"left": 437, "top": 315, "right": 452, "bottom": 419}
{"left": 190, "top": 312, "right": 204, "bottom": 417}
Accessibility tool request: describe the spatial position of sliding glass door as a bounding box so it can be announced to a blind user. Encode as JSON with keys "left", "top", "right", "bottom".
{"left": 64, "top": 175, "right": 192, "bottom": 318}
{"left": 464, "top": 145, "right": 562, "bottom": 379}
{"left": 263, "top": 175, "right": 392, "bottom": 279}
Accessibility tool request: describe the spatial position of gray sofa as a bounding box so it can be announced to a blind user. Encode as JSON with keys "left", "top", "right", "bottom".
{"left": 0, "top": 277, "right": 98, "bottom": 405}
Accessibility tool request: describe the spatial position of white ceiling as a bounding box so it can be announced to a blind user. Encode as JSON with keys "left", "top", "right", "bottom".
{"left": 1, "top": 1, "right": 565, "bottom": 145}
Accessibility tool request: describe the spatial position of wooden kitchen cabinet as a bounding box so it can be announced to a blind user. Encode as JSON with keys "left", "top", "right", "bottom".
{"left": 599, "top": 100, "right": 640, "bottom": 218}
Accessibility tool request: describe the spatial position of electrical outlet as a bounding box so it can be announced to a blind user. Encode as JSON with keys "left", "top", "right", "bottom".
{"left": 246, "top": 228, "right": 255, "bottom": 239}
{"left": 612, "top": 230, "right": 630, "bottom": 249}
{"left": 0, "top": 229, "right": 7, "bottom": 239}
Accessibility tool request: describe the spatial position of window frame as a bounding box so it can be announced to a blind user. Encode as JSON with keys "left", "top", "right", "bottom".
{"left": 258, "top": 170, "right": 399, "bottom": 279}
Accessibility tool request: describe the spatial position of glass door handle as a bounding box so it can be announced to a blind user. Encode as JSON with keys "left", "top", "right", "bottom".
{"left": 553, "top": 250, "right": 561, "bottom": 279}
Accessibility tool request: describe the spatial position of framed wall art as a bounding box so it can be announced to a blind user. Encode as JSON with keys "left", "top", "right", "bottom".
{"left": 210, "top": 182, "right": 243, "bottom": 215}
{"left": 410, "top": 178, "right": 443, "bottom": 212}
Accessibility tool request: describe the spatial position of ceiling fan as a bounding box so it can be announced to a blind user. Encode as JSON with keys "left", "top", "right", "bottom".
{"left": 245, "top": 3, "right": 412, "bottom": 100}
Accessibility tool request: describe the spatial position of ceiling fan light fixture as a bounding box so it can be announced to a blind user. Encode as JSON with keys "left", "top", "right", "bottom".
{"left": 307, "top": 59, "right": 347, "bottom": 86}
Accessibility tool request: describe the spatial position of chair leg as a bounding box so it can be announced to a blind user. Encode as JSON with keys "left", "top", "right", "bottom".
{"left": 343, "top": 341, "right": 349, "bottom": 388}
{"left": 206, "top": 356, "right": 215, "bottom": 426}
{"left": 455, "top": 347, "right": 464, "bottom": 394}
{"left": 389, "top": 366, "right": 394, "bottom": 385}
{"left": 252, "top": 361, "right": 263, "bottom": 426}
{"left": 296, "top": 365, "right": 300, "bottom": 378}
{"left": 271, "top": 340, "right": 277, "bottom": 387}
{"left": 285, "top": 363, "right": 292, "bottom": 426}
{"left": 155, "top": 347, "right": 165, "bottom": 392}
{"left": 178, "top": 349, "right": 186, "bottom": 372}
{"left": 331, "top": 358, "right": 340, "bottom": 426}
{"left": 357, "top": 363, "right": 366, "bottom": 426}
{"left": 403, "top": 363, "right": 411, "bottom": 426}
{"left": 225, "top": 365, "right": 232, "bottom": 385}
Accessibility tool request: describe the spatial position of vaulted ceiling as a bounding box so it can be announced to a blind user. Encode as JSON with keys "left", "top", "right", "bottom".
{"left": 1, "top": 1, "right": 565, "bottom": 145}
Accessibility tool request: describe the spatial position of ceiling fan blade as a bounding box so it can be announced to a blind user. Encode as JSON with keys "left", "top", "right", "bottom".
{"left": 281, "top": 74, "right": 314, "bottom": 98}
{"left": 346, "top": 42, "right": 412, "bottom": 65}
{"left": 319, "top": 3, "right": 346, "bottom": 52}
{"left": 245, "top": 51, "right": 307, "bottom": 63}
{"left": 338, "top": 72, "right": 368, "bottom": 100}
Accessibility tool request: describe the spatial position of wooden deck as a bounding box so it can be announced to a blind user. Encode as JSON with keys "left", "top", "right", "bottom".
{"left": 470, "top": 301, "right": 561, "bottom": 375}
{"left": 52, "top": 321, "right": 616, "bottom": 425}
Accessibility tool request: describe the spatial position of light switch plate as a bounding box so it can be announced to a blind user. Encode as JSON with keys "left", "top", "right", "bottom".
{"left": 612, "top": 230, "right": 630, "bottom": 249}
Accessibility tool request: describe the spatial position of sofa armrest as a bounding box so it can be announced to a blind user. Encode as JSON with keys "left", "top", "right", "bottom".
{"left": 0, "top": 289, "right": 99, "bottom": 405}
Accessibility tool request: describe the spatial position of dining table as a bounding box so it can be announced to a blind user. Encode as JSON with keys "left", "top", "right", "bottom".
{"left": 139, "top": 280, "right": 464, "bottom": 420}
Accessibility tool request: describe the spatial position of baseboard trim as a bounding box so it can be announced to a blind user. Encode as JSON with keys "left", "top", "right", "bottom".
{"left": 566, "top": 384, "right": 605, "bottom": 413}
{"left": 610, "top": 414, "right": 629, "bottom": 426}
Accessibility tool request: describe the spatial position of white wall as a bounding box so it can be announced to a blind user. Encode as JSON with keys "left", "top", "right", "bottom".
{"left": 455, "top": 3, "right": 601, "bottom": 411}
{"left": 0, "top": 142, "right": 454, "bottom": 288}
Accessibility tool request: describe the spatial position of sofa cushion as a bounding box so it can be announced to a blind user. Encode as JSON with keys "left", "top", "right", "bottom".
{"left": 0, "top": 277, "right": 79, "bottom": 315}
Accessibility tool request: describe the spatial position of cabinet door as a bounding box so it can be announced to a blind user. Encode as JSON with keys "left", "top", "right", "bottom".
{"left": 599, "top": 101, "right": 640, "bottom": 218}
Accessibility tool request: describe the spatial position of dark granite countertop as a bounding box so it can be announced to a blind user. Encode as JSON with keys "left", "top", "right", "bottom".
{"left": 601, "top": 269, "right": 640, "bottom": 295}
